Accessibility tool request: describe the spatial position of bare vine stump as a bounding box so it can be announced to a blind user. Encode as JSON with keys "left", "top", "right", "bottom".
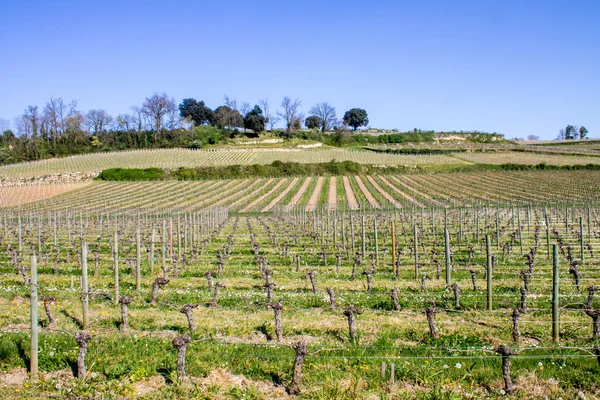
{"left": 151, "top": 276, "right": 169, "bottom": 304}
{"left": 495, "top": 345, "right": 515, "bottom": 394}
{"left": 586, "top": 285, "right": 596, "bottom": 309}
{"left": 425, "top": 307, "right": 439, "bottom": 339}
{"left": 119, "top": 295, "right": 134, "bottom": 332}
{"left": 41, "top": 296, "right": 57, "bottom": 328}
{"left": 74, "top": 331, "right": 92, "bottom": 379}
{"left": 390, "top": 288, "right": 400, "bottom": 311}
{"left": 264, "top": 268, "right": 273, "bottom": 285}
{"left": 469, "top": 270, "right": 478, "bottom": 291}
{"left": 326, "top": 287, "right": 336, "bottom": 309}
{"left": 519, "top": 288, "right": 528, "bottom": 312}
{"left": 569, "top": 262, "right": 581, "bottom": 291}
{"left": 286, "top": 340, "right": 308, "bottom": 395}
{"left": 205, "top": 271, "right": 214, "bottom": 290}
{"left": 208, "top": 282, "right": 225, "bottom": 307}
{"left": 343, "top": 306, "right": 362, "bottom": 343}
{"left": 584, "top": 309, "right": 600, "bottom": 338}
{"left": 451, "top": 283, "right": 459, "bottom": 308}
{"left": 520, "top": 270, "right": 532, "bottom": 292}
{"left": 306, "top": 270, "right": 318, "bottom": 294}
{"left": 264, "top": 282, "right": 275, "bottom": 305}
{"left": 512, "top": 308, "right": 520, "bottom": 342}
{"left": 362, "top": 268, "right": 374, "bottom": 291}
{"left": 180, "top": 304, "right": 198, "bottom": 332}
{"left": 269, "top": 302, "right": 284, "bottom": 341}
{"left": 172, "top": 334, "right": 192, "bottom": 378}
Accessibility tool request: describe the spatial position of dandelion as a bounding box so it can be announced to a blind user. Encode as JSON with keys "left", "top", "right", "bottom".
{"left": 443, "top": 364, "right": 449, "bottom": 369}
{"left": 455, "top": 363, "right": 462, "bottom": 369}
{"left": 500, "top": 389, "right": 506, "bottom": 395}
{"left": 538, "top": 362, "right": 543, "bottom": 367}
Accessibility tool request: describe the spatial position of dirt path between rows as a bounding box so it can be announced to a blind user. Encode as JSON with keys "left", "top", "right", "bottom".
{"left": 306, "top": 177, "right": 324, "bottom": 211}
{"left": 289, "top": 177, "right": 313, "bottom": 205}
{"left": 378, "top": 176, "right": 424, "bottom": 207}
{"left": 228, "top": 178, "right": 274, "bottom": 209}
{"left": 241, "top": 178, "right": 288, "bottom": 212}
{"left": 261, "top": 177, "right": 300, "bottom": 212}
{"left": 342, "top": 176, "right": 359, "bottom": 209}
{"left": 386, "top": 175, "right": 440, "bottom": 206}
{"left": 328, "top": 177, "right": 337, "bottom": 210}
{"left": 354, "top": 175, "right": 379, "bottom": 208}
{"left": 365, "top": 176, "right": 402, "bottom": 208}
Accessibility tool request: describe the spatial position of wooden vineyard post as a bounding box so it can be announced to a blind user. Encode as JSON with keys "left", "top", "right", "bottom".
{"left": 30, "top": 253, "right": 38, "bottom": 379}
{"left": 169, "top": 218, "right": 174, "bottom": 265}
{"left": 350, "top": 215, "right": 356, "bottom": 252}
{"left": 18, "top": 214, "right": 22, "bottom": 253}
{"left": 113, "top": 230, "right": 119, "bottom": 305}
{"left": 552, "top": 244, "right": 560, "bottom": 342}
{"left": 136, "top": 226, "right": 141, "bottom": 291}
{"left": 486, "top": 235, "right": 492, "bottom": 311}
{"left": 587, "top": 205, "right": 591, "bottom": 239}
{"left": 517, "top": 209, "right": 523, "bottom": 254}
{"left": 495, "top": 212, "right": 500, "bottom": 249}
{"left": 374, "top": 218, "right": 379, "bottom": 266}
{"left": 150, "top": 224, "right": 156, "bottom": 274}
{"left": 445, "top": 228, "right": 451, "bottom": 286}
{"left": 162, "top": 220, "right": 167, "bottom": 271}
{"left": 580, "top": 217, "right": 585, "bottom": 264}
{"left": 414, "top": 225, "right": 419, "bottom": 280}
{"left": 361, "top": 215, "right": 366, "bottom": 256}
{"left": 458, "top": 210, "right": 463, "bottom": 245}
{"left": 546, "top": 213, "right": 551, "bottom": 258}
{"left": 81, "top": 241, "right": 89, "bottom": 329}
{"left": 391, "top": 221, "right": 397, "bottom": 275}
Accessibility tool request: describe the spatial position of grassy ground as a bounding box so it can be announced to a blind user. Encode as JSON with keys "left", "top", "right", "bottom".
{"left": 0, "top": 207, "right": 599, "bottom": 398}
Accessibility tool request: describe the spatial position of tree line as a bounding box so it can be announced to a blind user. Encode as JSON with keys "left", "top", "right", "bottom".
{"left": 557, "top": 125, "right": 589, "bottom": 140}
{"left": 0, "top": 93, "right": 370, "bottom": 163}
{"left": 1, "top": 93, "right": 369, "bottom": 140}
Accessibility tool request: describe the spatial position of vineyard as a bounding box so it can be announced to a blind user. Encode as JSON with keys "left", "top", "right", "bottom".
{"left": 1, "top": 147, "right": 600, "bottom": 399}
{"left": 3, "top": 170, "right": 600, "bottom": 212}
{"left": 0, "top": 201, "right": 600, "bottom": 398}
{"left": 0, "top": 148, "right": 466, "bottom": 178}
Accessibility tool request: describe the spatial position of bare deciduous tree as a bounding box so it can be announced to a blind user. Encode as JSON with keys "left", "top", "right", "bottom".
{"left": 141, "top": 93, "right": 176, "bottom": 141}
{"left": 258, "top": 98, "right": 280, "bottom": 130}
{"left": 42, "top": 97, "right": 79, "bottom": 139}
{"left": 277, "top": 96, "right": 303, "bottom": 133}
{"left": 308, "top": 102, "right": 337, "bottom": 132}
{"left": 86, "top": 109, "right": 113, "bottom": 134}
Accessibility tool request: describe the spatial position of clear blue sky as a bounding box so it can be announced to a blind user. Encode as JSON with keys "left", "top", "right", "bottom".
{"left": 1, "top": 0, "right": 598, "bottom": 139}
